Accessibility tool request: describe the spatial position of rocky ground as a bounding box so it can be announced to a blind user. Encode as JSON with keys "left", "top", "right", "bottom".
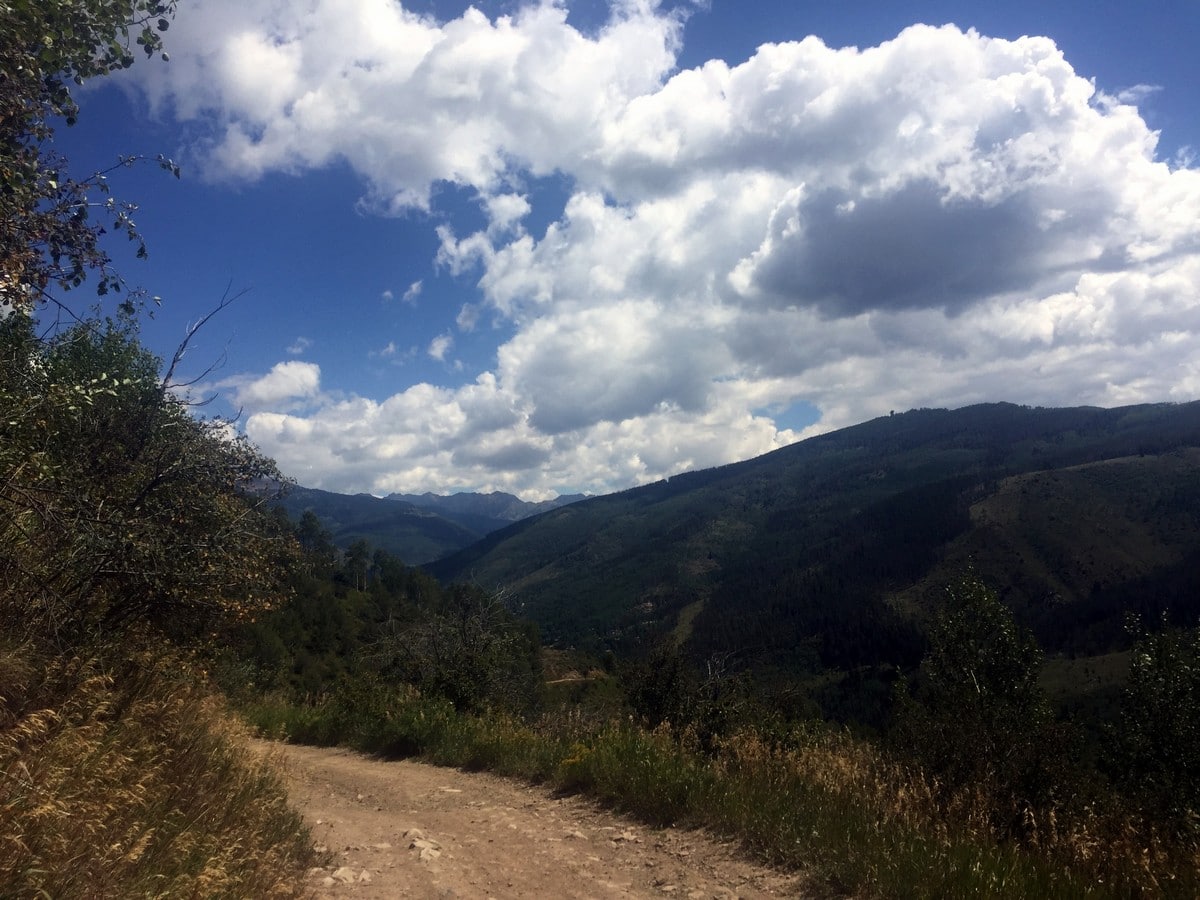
{"left": 266, "top": 742, "right": 818, "bottom": 899}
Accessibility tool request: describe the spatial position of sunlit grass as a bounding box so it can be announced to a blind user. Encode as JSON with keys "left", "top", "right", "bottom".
{"left": 0, "top": 642, "right": 314, "bottom": 898}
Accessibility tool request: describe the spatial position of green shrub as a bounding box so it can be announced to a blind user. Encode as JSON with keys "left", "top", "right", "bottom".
{"left": 1110, "top": 618, "right": 1200, "bottom": 838}
{"left": 891, "top": 575, "right": 1081, "bottom": 839}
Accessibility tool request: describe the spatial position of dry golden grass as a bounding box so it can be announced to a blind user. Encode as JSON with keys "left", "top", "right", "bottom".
{"left": 711, "top": 725, "right": 1198, "bottom": 896}
{"left": 0, "top": 641, "right": 314, "bottom": 898}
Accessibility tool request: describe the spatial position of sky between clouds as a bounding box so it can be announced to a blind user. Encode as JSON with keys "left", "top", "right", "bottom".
{"left": 66, "top": 0, "right": 1200, "bottom": 499}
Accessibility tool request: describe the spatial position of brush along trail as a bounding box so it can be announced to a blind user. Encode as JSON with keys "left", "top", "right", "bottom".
{"left": 267, "top": 741, "right": 816, "bottom": 899}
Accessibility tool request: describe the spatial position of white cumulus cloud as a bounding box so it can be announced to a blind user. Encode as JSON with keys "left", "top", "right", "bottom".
{"left": 132, "top": 3, "right": 1200, "bottom": 496}
{"left": 233, "top": 360, "right": 321, "bottom": 410}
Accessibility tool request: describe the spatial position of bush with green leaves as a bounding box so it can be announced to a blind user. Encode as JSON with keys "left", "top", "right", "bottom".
{"left": 1109, "top": 618, "right": 1200, "bottom": 837}
{"left": 623, "top": 640, "right": 761, "bottom": 750}
{"left": 892, "top": 575, "right": 1078, "bottom": 838}
{"left": 0, "top": 312, "right": 295, "bottom": 644}
{"left": 367, "top": 583, "right": 543, "bottom": 714}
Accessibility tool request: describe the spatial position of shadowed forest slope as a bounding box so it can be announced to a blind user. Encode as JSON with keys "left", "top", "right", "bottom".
{"left": 430, "top": 402, "right": 1200, "bottom": 684}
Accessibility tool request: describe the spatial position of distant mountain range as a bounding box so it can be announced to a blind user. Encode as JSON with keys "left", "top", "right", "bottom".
{"left": 274, "top": 487, "right": 585, "bottom": 565}
{"left": 386, "top": 491, "right": 587, "bottom": 523}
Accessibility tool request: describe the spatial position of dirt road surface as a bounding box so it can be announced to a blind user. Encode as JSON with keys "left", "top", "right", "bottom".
{"left": 268, "top": 742, "right": 815, "bottom": 899}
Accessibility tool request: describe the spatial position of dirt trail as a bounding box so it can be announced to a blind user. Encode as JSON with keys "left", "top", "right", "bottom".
{"left": 266, "top": 742, "right": 815, "bottom": 899}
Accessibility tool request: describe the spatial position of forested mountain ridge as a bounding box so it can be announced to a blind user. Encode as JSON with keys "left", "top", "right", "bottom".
{"left": 228, "top": 399, "right": 1200, "bottom": 896}
{"left": 275, "top": 487, "right": 588, "bottom": 564}
{"left": 429, "top": 401, "right": 1200, "bottom": 679}
{"left": 275, "top": 487, "right": 487, "bottom": 565}
{"left": 388, "top": 489, "right": 587, "bottom": 522}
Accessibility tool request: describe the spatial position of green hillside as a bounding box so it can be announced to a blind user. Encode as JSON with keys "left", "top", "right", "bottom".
{"left": 243, "top": 400, "right": 1200, "bottom": 896}
{"left": 276, "top": 487, "right": 495, "bottom": 565}
{"left": 275, "top": 487, "right": 588, "bottom": 565}
{"left": 431, "top": 402, "right": 1200, "bottom": 686}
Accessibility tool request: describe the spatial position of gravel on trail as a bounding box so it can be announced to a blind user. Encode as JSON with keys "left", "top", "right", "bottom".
{"left": 266, "top": 741, "right": 818, "bottom": 900}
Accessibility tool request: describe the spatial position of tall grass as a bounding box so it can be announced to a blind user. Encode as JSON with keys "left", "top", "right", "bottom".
{"left": 0, "top": 641, "right": 314, "bottom": 898}
{"left": 245, "top": 682, "right": 1198, "bottom": 899}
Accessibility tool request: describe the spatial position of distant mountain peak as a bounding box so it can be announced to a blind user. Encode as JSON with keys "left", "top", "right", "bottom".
{"left": 386, "top": 490, "right": 586, "bottom": 522}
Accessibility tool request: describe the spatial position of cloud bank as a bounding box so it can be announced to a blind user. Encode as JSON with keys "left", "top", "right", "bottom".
{"left": 137, "top": 0, "right": 1200, "bottom": 497}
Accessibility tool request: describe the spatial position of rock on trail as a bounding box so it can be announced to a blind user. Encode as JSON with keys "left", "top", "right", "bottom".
{"left": 265, "top": 742, "right": 815, "bottom": 899}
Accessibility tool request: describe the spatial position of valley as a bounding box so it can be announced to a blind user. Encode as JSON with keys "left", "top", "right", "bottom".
{"left": 284, "top": 400, "right": 1200, "bottom": 728}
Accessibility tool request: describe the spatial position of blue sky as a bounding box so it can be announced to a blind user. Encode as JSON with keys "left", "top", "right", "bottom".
{"left": 56, "top": 0, "right": 1200, "bottom": 498}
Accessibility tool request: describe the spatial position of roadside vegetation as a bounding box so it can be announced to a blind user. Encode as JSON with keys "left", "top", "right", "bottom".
{"left": 2, "top": 2, "right": 313, "bottom": 896}
{"left": 0, "top": 311, "right": 317, "bottom": 898}
{"left": 0, "top": 644, "right": 311, "bottom": 897}
{"left": 231, "top": 526, "right": 1200, "bottom": 899}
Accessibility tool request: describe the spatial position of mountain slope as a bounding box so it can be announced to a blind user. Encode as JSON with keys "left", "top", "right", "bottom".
{"left": 388, "top": 490, "right": 587, "bottom": 522}
{"left": 277, "top": 489, "right": 590, "bottom": 565}
{"left": 276, "top": 487, "right": 488, "bottom": 565}
{"left": 429, "top": 402, "right": 1200, "bottom": 674}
